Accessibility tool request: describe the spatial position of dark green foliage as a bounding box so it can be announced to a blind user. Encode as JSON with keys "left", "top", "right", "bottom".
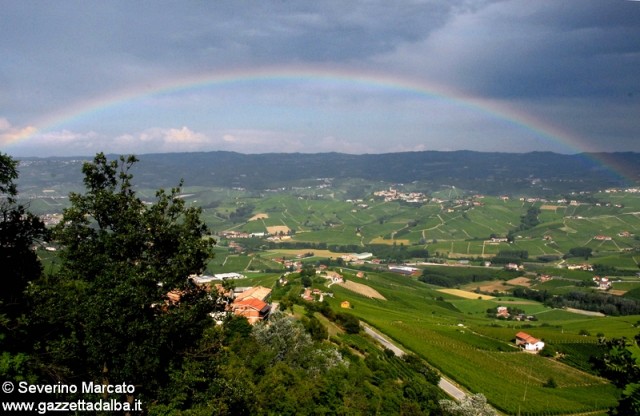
{"left": 512, "top": 287, "right": 640, "bottom": 315}
{"left": 519, "top": 207, "right": 541, "bottom": 230}
{"left": 224, "top": 315, "right": 253, "bottom": 341}
{"left": 33, "top": 153, "right": 216, "bottom": 400}
{"left": 625, "top": 286, "right": 640, "bottom": 300}
{"left": 147, "top": 312, "right": 443, "bottom": 415}
{"left": 0, "top": 153, "right": 49, "bottom": 382}
{"left": 497, "top": 250, "right": 528, "bottom": 260}
{"left": 591, "top": 337, "right": 640, "bottom": 388}
{"left": 592, "top": 263, "right": 623, "bottom": 276}
{"left": 537, "top": 254, "right": 561, "bottom": 262}
{"left": 557, "top": 343, "right": 607, "bottom": 373}
{"left": 335, "top": 312, "right": 361, "bottom": 334}
{"left": 614, "top": 383, "right": 640, "bottom": 416}
{"left": 1, "top": 154, "right": 48, "bottom": 318}
{"left": 566, "top": 247, "right": 593, "bottom": 260}
{"left": 491, "top": 250, "right": 528, "bottom": 265}
{"left": 228, "top": 203, "right": 255, "bottom": 222}
{"left": 301, "top": 315, "right": 329, "bottom": 341}
{"left": 402, "top": 353, "right": 440, "bottom": 385}
{"left": 419, "top": 265, "right": 514, "bottom": 288}
{"left": 15, "top": 150, "right": 640, "bottom": 194}
{"left": 588, "top": 335, "right": 640, "bottom": 416}
{"left": 543, "top": 377, "right": 557, "bottom": 388}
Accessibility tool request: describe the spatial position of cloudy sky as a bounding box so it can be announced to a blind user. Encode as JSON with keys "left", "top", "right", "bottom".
{"left": 1, "top": 0, "right": 639, "bottom": 156}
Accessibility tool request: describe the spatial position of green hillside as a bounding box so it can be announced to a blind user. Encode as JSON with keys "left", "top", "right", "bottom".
{"left": 254, "top": 268, "right": 632, "bottom": 414}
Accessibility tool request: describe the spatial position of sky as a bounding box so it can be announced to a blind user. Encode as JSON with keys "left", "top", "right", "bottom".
{"left": 1, "top": 0, "right": 639, "bottom": 157}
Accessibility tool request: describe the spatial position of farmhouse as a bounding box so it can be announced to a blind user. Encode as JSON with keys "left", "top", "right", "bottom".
{"left": 235, "top": 286, "right": 271, "bottom": 302}
{"left": 231, "top": 286, "right": 272, "bottom": 324}
{"left": 538, "top": 274, "right": 552, "bottom": 282}
{"left": 231, "top": 298, "right": 270, "bottom": 325}
{"left": 496, "top": 306, "right": 510, "bottom": 318}
{"left": 324, "top": 271, "right": 344, "bottom": 284}
{"left": 593, "top": 276, "right": 611, "bottom": 290}
{"left": 515, "top": 331, "right": 545, "bottom": 352}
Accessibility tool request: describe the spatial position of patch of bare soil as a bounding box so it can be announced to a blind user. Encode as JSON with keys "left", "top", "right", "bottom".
{"left": 338, "top": 280, "right": 386, "bottom": 300}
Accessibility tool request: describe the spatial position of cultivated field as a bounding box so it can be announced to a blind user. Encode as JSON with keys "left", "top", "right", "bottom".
{"left": 337, "top": 280, "right": 386, "bottom": 300}
{"left": 437, "top": 288, "right": 495, "bottom": 300}
{"left": 320, "top": 270, "right": 634, "bottom": 414}
{"left": 266, "top": 225, "right": 291, "bottom": 234}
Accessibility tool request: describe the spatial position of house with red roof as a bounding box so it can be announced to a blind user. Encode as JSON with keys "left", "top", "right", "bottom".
{"left": 231, "top": 297, "right": 271, "bottom": 325}
{"left": 230, "top": 286, "right": 272, "bottom": 324}
{"left": 515, "top": 331, "right": 545, "bottom": 352}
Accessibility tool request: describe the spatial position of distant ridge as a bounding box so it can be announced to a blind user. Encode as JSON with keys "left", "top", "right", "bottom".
{"left": 15, "top": 150, "right": 640, "bottom": 195}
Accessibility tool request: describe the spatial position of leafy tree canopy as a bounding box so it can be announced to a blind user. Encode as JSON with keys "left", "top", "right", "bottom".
{"left": 34, "top": 153, "right": 216, "bottom": 398}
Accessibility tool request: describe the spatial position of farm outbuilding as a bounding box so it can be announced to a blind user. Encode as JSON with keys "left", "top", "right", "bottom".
{"left": 515, "top": 331, "right": 545, "bottom": 352}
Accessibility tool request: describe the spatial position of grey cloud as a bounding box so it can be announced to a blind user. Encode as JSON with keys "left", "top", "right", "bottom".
{"left": 409, "top": 1, "right": 640, "bottom": 99}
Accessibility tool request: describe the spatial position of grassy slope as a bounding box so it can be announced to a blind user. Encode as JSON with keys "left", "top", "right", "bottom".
{"left": 319, "top": 271, "right": 628, "bottom": 415}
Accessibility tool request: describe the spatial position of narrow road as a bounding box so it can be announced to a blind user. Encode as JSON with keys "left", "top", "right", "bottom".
{"left": 361, "top": 324, "right": 468, "bottom": 401}
{"left": 438, "top": 378, "right": 466, "bottom": 401}
{"left": 362, "top": 324, "right": 405, "bottom": 357}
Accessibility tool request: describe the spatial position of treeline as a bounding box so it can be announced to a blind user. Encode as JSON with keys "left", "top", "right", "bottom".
{"left": 418, "top": 266, "right": 517, "bottom": 288}
{"left": 490, "top": 250, "right": 528, "bottom": 265}
{"left": 507, "top": 206, "right": 540, "bottom": 240}
{"left": 237, "top": 239, "right": 429, "bottom": 263}
{"left": 512, "top": 287, "right": 640, "bottom": 316}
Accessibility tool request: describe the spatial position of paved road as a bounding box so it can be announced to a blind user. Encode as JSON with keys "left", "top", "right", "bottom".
{"left": 438, "top": 378, "right": 466, "bottom": 401}
{"left": 362, "top": 324, "right": 405, "bottom": 357}
{"left": 362, "top": 324, "right": 467, "bottom": 401}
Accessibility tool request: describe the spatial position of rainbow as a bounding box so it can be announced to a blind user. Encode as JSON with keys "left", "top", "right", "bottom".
{"left": 2, "top": 65, "right": 633, "bottom": 183}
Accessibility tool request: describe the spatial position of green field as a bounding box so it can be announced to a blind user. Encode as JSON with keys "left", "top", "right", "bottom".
{"left": 241, "top": 268, "right": 636, "bottom": 415}
{"left": 22, "top": 168, "right": 640, "bottom": 414}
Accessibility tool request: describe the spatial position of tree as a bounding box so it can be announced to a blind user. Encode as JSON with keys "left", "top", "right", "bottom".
{"left": 0, "top": 153, "right": 48, "bottom": 320}
{"left": 335, "top": 312, "right": 360, "bottom": 334}
{"left": 567, "top": 247, "right": 593, "bottom": 260}
{"left": 440, "top": 393, "right": 497, "bottom": 416}
{"left": 253, "top": 311, "right": 314, "bottom": 366}
{"left": 35, "top": 153, "right": 216, "bottom": 400}
{"left": 0, "top": 153, "right": 48, "bottom": 381}
{"left": 591, "top": 336, "right": 640, "bottom": 414}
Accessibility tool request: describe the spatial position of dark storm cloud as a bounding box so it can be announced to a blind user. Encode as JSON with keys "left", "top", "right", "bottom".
{"left": 1, "top": 1, "right": 474, "bottom": 121}
{"left": 412, "top": 1, "right": 640, "bottom": 99}
{"left": 1, "top": 0, "right": 639, "bottom": 155}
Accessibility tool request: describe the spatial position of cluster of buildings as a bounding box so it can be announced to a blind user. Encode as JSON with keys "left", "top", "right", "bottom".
{"left": 565, "top": 264, "right": 594, "bottom": 271}
{"left": 191, "top": 273, "right": 245, "bottom": 284}
{"left": 373, "top": 188, "right": 429, "bottom": 203}
{"left": 230, "top": 286, "right": 272, "bottom": 324}
{"left": 496, "top": 307, "right": 537, "bottom": 322}
{"left": 593, "top": 276, "right": 612, "bottom": 290}
{"left": 505, "top": 263, "right": 524, "bottom": 271}
{"left": 167, "top": 277, "right": 273, "bottom": 325}
{"left": 219, "top": 230, "right": 266, "bottom": 239}
{"left": 605, "top": 187, "right": 640, "bottom": 193}
{"left": 301, "top": 287, "right": 334, "bottom": 302}
{"left": 40, "top": 213, "right": 63, "bottom": 227}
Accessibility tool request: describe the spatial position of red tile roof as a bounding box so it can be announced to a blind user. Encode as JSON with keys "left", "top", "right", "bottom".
{"left": 516, "top": 331, "right": 540, "bottom": 344}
